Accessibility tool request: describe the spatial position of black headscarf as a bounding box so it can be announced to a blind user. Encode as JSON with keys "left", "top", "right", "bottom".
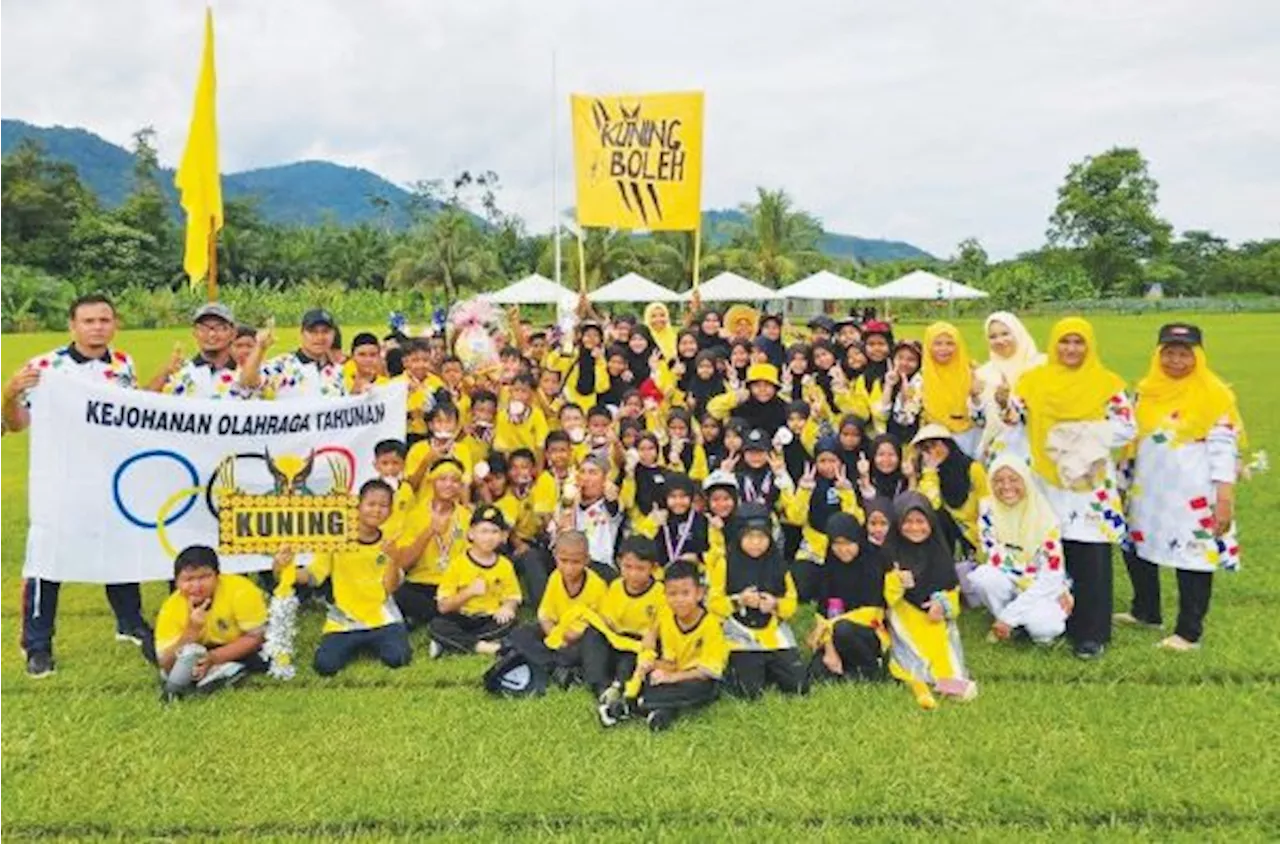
{"left": 755, "top": 316, "right": 786, "bottom": 369}
{"left": 836, "top": 414, "right": 870, "bottom": 480}
{"left": 656, "top": 474, "right": 709, "bottom": 564}
{"left": 632, "top": 434, "right": 666, "bottom": 515}
{"left": 625, "top": 325, "right": 656, "bottom": 384}
{"left": 859, "top": 324, "right": 894, "bottom": 393}
{"left": 885, "top": 492, "right": 958, "bottom": 609}
{"left": 673, "top": 329, "right": 700, "bottom": 394}
{"left": 810, "top": 340, "right": 841, "bottom": 409}
{"left": 841, "top": 341, "right": 866, "bottom": 381}
{"left": 935, "top": 442, "right": 974, "bottom": 510}
{"left": 729, "top": 340, "right": 752, "bottom": 384}
{"left": 819, "top": 512, "right": 886, "bottom": 611}
{"left": 686, "top": 350, "right": 727, "bottom": 418}
{"left": 808, "top": 437, "right": 845, "bottom": 532}
{"left": 867, "top": 434, "right": 907, "bottom": 500}
{"left": 696, "top": 310, "right": 729, "bottom": 356}
{"left": 725, "top": 503, "right": 789, "bottom": 629}
{"left": 573, "top": 324, "right": 603, "bottom": 396}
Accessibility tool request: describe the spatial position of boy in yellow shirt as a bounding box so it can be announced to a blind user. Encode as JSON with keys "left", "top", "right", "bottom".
{"left": 494, "top": 373, "right": 549, "bottom": 460}
{"left": 599, "top": 559, "right": 728, "bottom": 732}
{"left": 278, "top": 479, "right": 411, "bottom": 676}
{"left": 392, "top": 458, "right": 472, "bottom": 628}
{"left": 582, "top": 536, "right": 664, "bottom": 706}
{"left": 154, "top": 545, "right": 268, "bottom": 698}
{"left": 373, "top": 439, "right": 416, "bottom": 538}
{"left": 502, "top": 531, "right": 608, "bottom": 688}
{"left": 429, "top": 506, "right": 523, "bottom": 657}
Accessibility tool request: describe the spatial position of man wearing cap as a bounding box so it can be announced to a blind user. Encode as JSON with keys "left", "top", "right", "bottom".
{"left": 2, "top": 293, "right": 152, "bottom": 677}
{"left": 149, "top": 303, "right": 249, "bottom": 399}
{"left": 707, "top": 363, "right": 790, "bottom": 438}
{"left": 241, "top": 308, "right": 346, "bottom": 400}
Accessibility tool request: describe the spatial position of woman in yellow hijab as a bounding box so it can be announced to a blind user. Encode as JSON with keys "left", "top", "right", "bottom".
{"left": 1008, "top": 316, "right": 1135, "bottom": 660}
{"left": 643, "top": 303, "right": 678, "bottom": 360}
{"left": 1123, "top": 323, "right": 1246, "bottom": 652}
{"left": 920, "top": 322, "right": 980, "bottom": 458}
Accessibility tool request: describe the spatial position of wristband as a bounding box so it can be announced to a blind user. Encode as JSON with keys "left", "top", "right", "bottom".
{"left": 930, "top": 590, "right": 954, "bottom": 620}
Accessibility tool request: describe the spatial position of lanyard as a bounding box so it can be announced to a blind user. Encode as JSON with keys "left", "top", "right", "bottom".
{"left": 662, "top": 516, "right": 695, "bottom": 562}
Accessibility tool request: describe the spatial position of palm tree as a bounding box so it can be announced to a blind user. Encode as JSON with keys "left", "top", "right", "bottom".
{"left": 387, "top": 209, "right": 497, "bottom": 301}
{"left": 541, "top": 228, "right": 639, "bottom": 292}
{"left": 725, "top": 187, "right": 824, "bottom": 286}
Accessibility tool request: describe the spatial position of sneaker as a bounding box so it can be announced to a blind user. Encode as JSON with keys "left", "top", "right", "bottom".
{"left": 196, "top": 662, "right": 247, "bottom": 694}
{"left": 428, "top": 639, "right": 443, "bottom": 660}
{"left": 646, "top": 709, "right": 675, "bottom": 732}
{"left": 1113, "top": 612, "right": 1161, "bottom": 630}
{"left": 597, "top": 702, "right": 620, "bottom": 728}
{"left": 598, "top": 683, "right": 622, "bottom": 707}
{"left": 26, "top": 651, "right": 55, "bottom": 679}
{"left": 1073, "top": 641, "right": 1105, "bottom": 660}
{"left": 1157, "top": 634, "right": 1201, "bottom": 652}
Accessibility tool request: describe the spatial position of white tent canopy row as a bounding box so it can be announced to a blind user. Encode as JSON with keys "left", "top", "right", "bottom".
{"left": 875, "top": 269, "right": 988, "bottom": 300}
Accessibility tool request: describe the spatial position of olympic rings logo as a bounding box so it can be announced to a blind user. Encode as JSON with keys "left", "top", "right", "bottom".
{"left": 111, "top": 446, "right": 357, "bottom": 559}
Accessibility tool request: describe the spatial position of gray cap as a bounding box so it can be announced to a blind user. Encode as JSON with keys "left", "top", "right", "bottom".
{"left": 192, "top": 302, "right": 236, "bottom": 325}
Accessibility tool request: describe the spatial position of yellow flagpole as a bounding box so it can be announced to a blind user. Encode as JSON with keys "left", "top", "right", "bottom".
{"left": 576, "top": 227, "right": 588, "bottom": 295}
{"left": 692, "top": 226, "right": 702, "bottom": 292}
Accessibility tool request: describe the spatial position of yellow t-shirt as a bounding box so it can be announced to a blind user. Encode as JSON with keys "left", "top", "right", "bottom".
{"left": 397, "top": 502, "right": 473, "bottom": 585}
{"left": 154, "top": 574, "right": 267, "bottom": 653}
{"left": 438, "top": 549, "right": 523, "bottom": 616}
{"left": 380, "top": 480, "right": 417, "bottom": 539}
{"left": 494, "top": 407, "right": 549, "bottom": 458}
{"left": 656, "top": 606, "right": 728, "bottom": 678}
{"left": 406, "top": 441, "right": 475, "bottom": 490}
{"left": 598, "top": 577, "right": 663, "bottom": 640}
{"left": 538, "top": 569, "right": 608, "bottom": 648}
{"left": 309, "top": 536, "right": 402, "bottom": 633}
{"left": 531, "top": 469, "right": 571, "bottom": 518}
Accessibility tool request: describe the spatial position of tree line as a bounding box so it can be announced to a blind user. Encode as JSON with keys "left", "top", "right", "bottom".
{"left": 2, "top": 129, "right": 1276, "bottom": 331}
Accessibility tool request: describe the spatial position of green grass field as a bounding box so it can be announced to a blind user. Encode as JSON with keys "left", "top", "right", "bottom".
{"left": 3, "top": 314, "right": 1279, "bottom": 841}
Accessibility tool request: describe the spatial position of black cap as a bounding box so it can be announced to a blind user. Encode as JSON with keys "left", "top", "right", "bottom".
{"left": 808, "top": 315, "right": 836, "bottom": 332}
{"left": 302, "top": 308, "right": 337, "bottom": 330}
{"left": 1158, "top": 323, "right": 1202, "bottom": 347}
{"left": 743, "top": 428, "right": 770, "bottom": 452}
{"left": 834, "top": 316, "right": 860, "bottom": 329}
{"left": 737, "top": 501, "right": 773, "bottom": 530}
{"left": 814, "top": 435, "right": 840, "bottom": 458}
{"left": 471, "top": 505, "right": 509, "bottom": 531}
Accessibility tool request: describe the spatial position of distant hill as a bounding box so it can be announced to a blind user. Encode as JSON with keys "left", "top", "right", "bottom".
{"left": 2, "top": 119, "right": 932, "bottom": 262}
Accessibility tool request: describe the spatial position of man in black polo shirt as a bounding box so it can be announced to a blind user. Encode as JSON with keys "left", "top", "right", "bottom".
{"left": 1, "top": 294, "right": 153, "bottom": 678}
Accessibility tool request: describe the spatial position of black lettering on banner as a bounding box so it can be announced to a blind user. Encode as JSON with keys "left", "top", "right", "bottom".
{"left": 590, "top": 98, "right": 685, "bottom": 224}
{"left": 236, "top": 513, "right": 252, "bottom": 536}
{"left": 326, "top": 511, "right": 344, "bottom": 535}
{"left": 86, "top": 401, "right": 101, "bottom": 424}
{"left": 308, "top": 511, "right": 326, "bottom": 534}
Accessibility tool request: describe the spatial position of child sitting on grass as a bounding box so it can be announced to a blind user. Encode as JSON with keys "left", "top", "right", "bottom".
{"left": 583, "top": 536, "right": 665, "bottom": 711}
{"left": 276, "top": 480, "right": 411, "bottom": 677}
{"left": 883, "top": 492, "right": 978, "bottom": 709}
{"left": 601, "top": 560, "right": 727, "bottom": 732}
{"left": 807, "top": 511, "right": 889, "bottom": 683}
{"left": 429, "top": 506, "right": 523, "bottom": 657}
{"left": 502, "top": 531, "right": 608, "bottom": 688}
{"left": 155, "top": 545, "right": 268, "bottom": 698}
{"left": 708, "top": 502, "right": 809, "bottom": 699}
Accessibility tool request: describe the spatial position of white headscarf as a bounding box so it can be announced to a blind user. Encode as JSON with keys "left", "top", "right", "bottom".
{"left": 976, "top": 312, "right": 1043, "bottom": 401}
{"left": 984, "top": 453, "right": 1060, "bottom": 557}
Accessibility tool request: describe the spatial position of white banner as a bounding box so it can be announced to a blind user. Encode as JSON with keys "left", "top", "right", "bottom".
{"left": 25, "top": 374, "right": 406, "bottom": 583}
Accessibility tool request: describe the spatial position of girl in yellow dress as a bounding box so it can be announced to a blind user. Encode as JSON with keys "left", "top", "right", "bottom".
{"left": 883, "top": 491, "right": 977, "bottom": 710}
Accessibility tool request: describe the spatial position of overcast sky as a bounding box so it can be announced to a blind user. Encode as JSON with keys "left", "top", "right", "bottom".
{"left": 3, "top": 0, "right": 1277, "bottom": 258}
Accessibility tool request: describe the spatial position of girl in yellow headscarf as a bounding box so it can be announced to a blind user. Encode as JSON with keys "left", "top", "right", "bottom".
{"left": 1007, "top": 316, "right": 1135, "bottom": 660}
{"left": 643, "top": 303, "right": 679, "bottom": 360}
{"left": 1122, "top": 323, "right": 1245, "bottom": 652}
{"left": 920, "top": 322, "right": 980, "bottom": 458}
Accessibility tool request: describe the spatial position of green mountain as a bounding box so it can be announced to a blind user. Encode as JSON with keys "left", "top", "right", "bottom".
{"left": 1, "top": 119, "right": 932, "bottom": 261}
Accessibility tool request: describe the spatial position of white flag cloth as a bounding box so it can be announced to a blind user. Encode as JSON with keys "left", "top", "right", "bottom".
{"left": 25, "top": 373, "right": 406, "bottom": 583}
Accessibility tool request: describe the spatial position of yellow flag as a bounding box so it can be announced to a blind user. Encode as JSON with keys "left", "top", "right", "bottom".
{"left": 175, "top": 8, "right": 223, "bottom": 288}
{"left": 571, "top": 91, "right": 703, "bottom": 232}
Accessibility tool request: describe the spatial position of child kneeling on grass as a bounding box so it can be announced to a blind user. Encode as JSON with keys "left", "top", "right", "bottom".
{"left": 708, "top": 502, "right": 809, "bottom": 699}
{"left": 155, "top": 545, "right": 268, "bottom": 698}
{"left": 583, "top": 536, "right": 665, "bottom": 709}
{"left": 600, "top": 560, "right": 727, "bottom": 732}
{"left": 277, "top": 480, "right": 412, "bottom": 677}
{"left": 500, "top": 531, "right": 608, "bottom": 689}
{"left": 429, "top": 506, "right": 523, "bottom": 657}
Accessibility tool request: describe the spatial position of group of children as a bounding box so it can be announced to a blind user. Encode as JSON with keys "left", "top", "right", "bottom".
{"left": 155, "top": 300, "right": 1246, "bottom": 729}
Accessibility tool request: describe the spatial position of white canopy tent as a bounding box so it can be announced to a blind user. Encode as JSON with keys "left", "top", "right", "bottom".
{"left": 588, "top": 272, "right": 682, "bottom": 303}
{"left": 777, "top": 270, "right": 877, "bottom": 301}
{"left": 682, "top": 271, "right": 783, "bottom": 302}
{"left": 481, "top": 273, "right": 577, "bottom": 306}
{"left": 874, "top": 269, "right": 988, "bottom": 301}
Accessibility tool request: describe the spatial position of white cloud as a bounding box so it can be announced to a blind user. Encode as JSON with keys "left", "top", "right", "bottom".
{"left": 3, "top": 0, "right": 1277, "bottom": 258}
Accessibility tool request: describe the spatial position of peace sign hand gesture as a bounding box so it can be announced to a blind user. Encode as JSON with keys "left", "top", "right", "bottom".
{"left": 799, "top": 462, "right": 817, "bottom": 491}
{"left": 835, "top": 462, "right": 853, "bottom": 491}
